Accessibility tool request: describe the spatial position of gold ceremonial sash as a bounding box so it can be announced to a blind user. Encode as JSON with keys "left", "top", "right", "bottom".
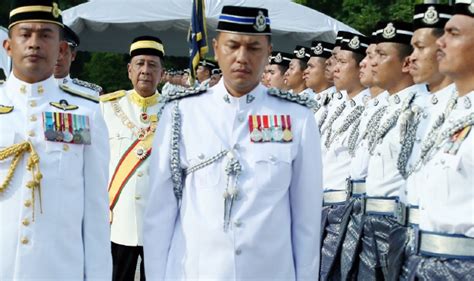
{"left": 108, "top": 133, "right": 154, "bottom": 216}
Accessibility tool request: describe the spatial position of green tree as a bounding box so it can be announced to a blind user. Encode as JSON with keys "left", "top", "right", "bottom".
{"left": 83, "top": 53, "right": 131, "bottom": 93}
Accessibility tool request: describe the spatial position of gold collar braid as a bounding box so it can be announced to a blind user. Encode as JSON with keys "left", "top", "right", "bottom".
{"left": 0, "top": 141, "right": 43, "bottom": 220}
{"left": 129, "top": 90, "right": 159, "bottom": 108}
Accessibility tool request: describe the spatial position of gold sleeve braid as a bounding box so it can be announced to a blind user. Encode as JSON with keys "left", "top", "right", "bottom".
{"left": 0, "top": 141, "right": 43, "bottom": 220}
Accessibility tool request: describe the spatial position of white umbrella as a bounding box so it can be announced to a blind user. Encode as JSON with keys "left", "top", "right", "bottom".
{"left": 63, "top": 0, "right": 359, "bottom": 56}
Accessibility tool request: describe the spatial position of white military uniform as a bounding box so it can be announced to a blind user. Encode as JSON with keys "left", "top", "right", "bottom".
{"left": 314, "top": 86, "right": 336, "bottom": 128}
{"left": 403, "top": 83, "right": 457, "bottom": 207}
{"left": 418, "top": 91, "right": 474, "bottom": 237}
{"left": 0, "top": 74, "right": 111, "bottom": 280}
{"left": 349, "top": 91, "right": 389, "bottom": 181}
{"left": 100, "top": 89, "right": 165, "bottom": 246}
{"left": 322, "top": 89, "right": 370, "bottom": 193}
{"left": 144, "top": 79, "right": 323, "bottom": 280}
{"left": 56, "top": 74, "right": 102, "bottom": 97}
{"left": 366, "top": 84, "right": 429, "bottom": 198}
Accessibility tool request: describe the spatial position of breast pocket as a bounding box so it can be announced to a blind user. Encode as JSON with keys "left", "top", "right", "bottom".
{"left": 187, "top": 151, "right": 223, "bottom": 189}
{"left": 250, "top": 145, "right": 293, "bottom": 191}
{"left": 45, "top": 141, "right": 84, "bottom": 185}
{"left": 109, "top": 129, "right": 133, "bottom": 160}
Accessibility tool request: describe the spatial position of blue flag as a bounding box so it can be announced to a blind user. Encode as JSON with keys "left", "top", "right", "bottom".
{"left": 189, "top": 0, "right": 208, "bottom": 83}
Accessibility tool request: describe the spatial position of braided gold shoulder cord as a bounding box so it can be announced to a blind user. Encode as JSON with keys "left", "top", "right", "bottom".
{"left": 0, "top": 141, "right": 43, "bottom": 220}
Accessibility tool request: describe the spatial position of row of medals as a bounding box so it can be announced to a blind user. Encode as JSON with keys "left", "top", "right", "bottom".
{"left": 250, "top": 126, "right": 293, "bottom": 142}
{"left": 44, "top": 114, "right": 91, "bottom": 144}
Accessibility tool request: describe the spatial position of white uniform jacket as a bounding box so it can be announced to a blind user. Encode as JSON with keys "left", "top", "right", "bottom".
{"left": 0, "top": 74, "right": 111, "bottom": 280}
{"left": 366, "top": 84, "right": 429, "bottom": 198}
{"left": 101, "top": 90, "right": 165, "bottom": 246}
{"left": 322, "top": 89, "right": 371, "bottom": 191}
{"left": 418, "top": 91, "right": 474, "bottom": 237}
{"left": 144, "top": 80, "right": 323, "bottom": 280}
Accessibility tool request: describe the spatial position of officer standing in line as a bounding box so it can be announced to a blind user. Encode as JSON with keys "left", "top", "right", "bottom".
{"left": 337, "top": 32, "right": 389, "bottom": 280}
{"left": 358, "top": 20, "right": 429, "bottom": 280}
{"left": 318, "top": 32, "right": 371, "bottom": 281}
{"left": 266, "top": 51, "right": 291, "bottom": 90}
{"left": 196, "top": 59, "right": 217, "bottom": 89}
{"left": 285, "top": 45, "right": 313, "bottom": 96}
{"left": 402, "top": 1, "right": 474, "bottom": 279}
{"left": 143, "top": 5, "right": 322, "bottom": 280}
{"left": 100, "top": 36, "right": 166, "bottom": 281}
{"left": 0, "top": 1, "right": 111, "bottom": 279}
{"left": 209, "top": 65, "right": 222, "bottom": 88}
{"left": 54, "top": 25, "right": 103, "bottom": 97}
{"left": 303, "top": 40, "right": 335, "bottom": 126}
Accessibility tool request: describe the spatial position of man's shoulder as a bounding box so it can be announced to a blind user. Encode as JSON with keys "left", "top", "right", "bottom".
{"left": 163, "top": 87, "right": 208, "bottom": 104}
{"left": 59, "top": 82, "right": 100, "bottom": 104}
{"left": 267, "top": 88, "right": 318, "bottom": 111}
{"left": 100, "top": 90, "right": 127, "bottom": 103}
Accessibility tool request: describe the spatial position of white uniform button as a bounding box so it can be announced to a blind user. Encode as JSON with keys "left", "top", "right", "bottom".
{"left": 29, "top": 101, "right": 37, "bottom": 107}
{"left": 22, "top": 218, "right": 30, "bottom": 226}
{"left": 237, "top": 115, "right": 245, "bottom": 122}
{"left": 268, "top": 155, "right": 276, "bottom": 162}
{"left": 20, "top": 237, "right": 29, "bottom": 245}
{"left": 137, "top": 171, "right": 144, "bottom": 177}
{"left": 235, "top": 248, "right": 242, "bottom": 255}
{"left": 63, "top": 144, "right": 69, "bottom": 151}
{"left": 233, "top": 143, "right": 240, "bottom": 150}
{"left": 115, "top": 133, "right": 120, "bottom": 138}
{"left": 28, "top": 131, "right": 35, "bottom": 137}
{"left": 30, "top": 115, "right": 37, "bottom": 122}
{"left": 234, "top": 220, "right": 242, "bottom": 227}
{"left": 198, "top": 153, "right": 205, "bottom": 160}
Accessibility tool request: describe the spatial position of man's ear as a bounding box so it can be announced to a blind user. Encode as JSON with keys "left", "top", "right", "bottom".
{"left": 3, "top": 38, "right": 12, "bottom": 57}
{"left": 58, "top": 41, "right": 68, "bottom": 62}
{"left": 212, "top": 38, "right": 219, "bottom": 61}
{"left": 401, "top": 55, "right": 411, "bottom": 74}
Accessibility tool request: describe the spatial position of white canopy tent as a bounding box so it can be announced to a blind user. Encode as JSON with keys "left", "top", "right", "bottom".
{"left": 0, "top": 26, "right": 11, "bottom": 78}
{"left": 63, "top": 0, "right": 359, "bottom": 56}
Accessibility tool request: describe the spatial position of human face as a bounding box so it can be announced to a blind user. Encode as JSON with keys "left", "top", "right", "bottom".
{"left": 324, "top": 46, "right": 340, "bottom": 82}
{"left": 409, "top": 28, "right": 442, "bottom": 84}
{"left": 4, "top": 22, "right": 67, "bottom": 83}
{"left": 261, "top": 64, "right": 271, "bottom": 87}
{"left": 372, "top": 42, "right": 409, "bottom": 91}
{"left": 267, "top": 64, "right": 286, "bottom": 89}
{"left": 333, "top": 50, "right": 360, "bottom": 91}
{"left": 196, "top": 65, "right": 210, "bottom": 82}
{"left": 359, "top": 44, "right": 377, "bottom": 87}
{"left": 284, "top": 59, "right": 305, "bottom": 90}
{"left": 54, "top": 45, "right": 76, "bottom": 79}
{"left": 209, "top": 74, "right": 221, "bottom": 87}
{"left": 303, "top": 57, "right": 326, "bottom": 90}
{"left": 437, "top": 15, "right": 474, "bottom": 80}
{"left": 182, "top": 72, "right": 190, "bottom": 86}
{"left": 213, "top": 32, "right": 271, "bottom": 96}
{"left": 127, "top": 54, "right": 163, "bottom": 97}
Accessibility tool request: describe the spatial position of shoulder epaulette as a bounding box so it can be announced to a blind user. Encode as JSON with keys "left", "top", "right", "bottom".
{"left": 267, "top": 88, "right": 318, "bottom": 109}
{"left": 0, "top": 105, "right": 14, "bottom": 114}
{"left": 163, "top": 87, "right": 207, "bottom": 103}
{"left": 60, "top": 84, "right": 100, "bottom": 103}
{"left": 99, "top": 90, "right": 127, "bottom": 103}
{"left": 72, "top": 78, "right": 103, "bottom": 93}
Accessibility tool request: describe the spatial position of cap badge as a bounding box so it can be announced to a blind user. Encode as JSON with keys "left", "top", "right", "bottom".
{"left": 348, "top": 36, "right": 360, "bottom": 49}
{"left": 52, "top": 2, "right": 61, "bottom": 18}
{"left": 296, "top": 48, "right": 306, "bottom": 58}
{"left": 382, "top": 23, "right": 396, "bottom": 39}
{"left": 254, "top": 11, "right": 267, "bottom": 32}
{"left": 313, "top": 43, "right": 323, "bottom": 55}
{"left": 423, "top": 6, "right": 439, "bottom": 25}
{"left": 274, "top": 53, "right": 283, "bottom": 63}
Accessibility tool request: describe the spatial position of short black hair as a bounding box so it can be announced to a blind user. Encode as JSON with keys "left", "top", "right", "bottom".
{"left": 394, "top": 43, "right": 413, "bottom": 61}
{"left": 431, "top": 28, "right": 444, "bottom": 38}
{"left": 351, "top": 52, "right": 365, "bottom": 65}
{"left": 277, "top": 65, "right": 289, "bottom": 75}
{"left": 296, "top": 59, "right": 307, "bottom": 71}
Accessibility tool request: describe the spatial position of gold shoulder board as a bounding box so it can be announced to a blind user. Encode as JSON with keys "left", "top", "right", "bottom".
{"left": 99, "top": 90, "right": 127, "bottom": 103}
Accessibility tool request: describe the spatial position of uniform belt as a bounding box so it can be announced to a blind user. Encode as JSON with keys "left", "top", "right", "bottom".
{"left": 350, "top": 180, "right": 366, "bottom": 196}
{"left": 323, "top": 190, "right": 347, "bottom": 206}
{"left": 407, "top": 206, "right": 420, "bottom": 225}
{"left": 419, "top": 231, "right": 474, "bottom": 259}
{"left": 364, "top": 197, "right": 406, "bottom": 225}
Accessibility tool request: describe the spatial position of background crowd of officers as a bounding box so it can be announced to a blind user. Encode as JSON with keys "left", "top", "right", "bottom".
{"left": 1, "top": 0, "right": 473, "bottom": 280}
